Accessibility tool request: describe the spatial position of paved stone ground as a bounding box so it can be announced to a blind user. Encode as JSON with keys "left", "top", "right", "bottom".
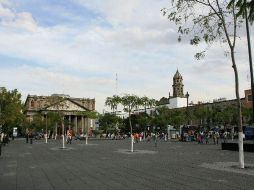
{"left": 0, "top": 138, "right": 254, "bottom": 190}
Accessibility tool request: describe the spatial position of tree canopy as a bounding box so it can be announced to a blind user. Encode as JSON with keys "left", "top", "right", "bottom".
{"left": 0, "top": 87, "right": 24, "bottom": 133}
{"left": 229, "top": 0, "right": 254, "bottom": 23}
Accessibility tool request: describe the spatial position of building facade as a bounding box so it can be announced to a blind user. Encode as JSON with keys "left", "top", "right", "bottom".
{"left": 244, "top": 89, "right": 253, "bottom": 108}
{"left": 24, "top": 94, "right": 96, "bottom": 135}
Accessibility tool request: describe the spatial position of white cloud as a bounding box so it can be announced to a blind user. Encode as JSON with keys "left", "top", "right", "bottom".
{"left": 0, "top": 2, "right": 15, "bottom": 19}
{"left": 0, "top": 0, "right": 253, "bottom": 113}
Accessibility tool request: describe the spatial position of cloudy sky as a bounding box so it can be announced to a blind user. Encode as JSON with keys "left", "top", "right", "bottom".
{"left": 0, "top": 0, "right": 253, "bottom": 113}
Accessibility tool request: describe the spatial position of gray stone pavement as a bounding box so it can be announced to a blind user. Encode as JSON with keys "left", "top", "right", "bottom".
{"left": 0, "top": 138, "right": 254, "bottom": 190}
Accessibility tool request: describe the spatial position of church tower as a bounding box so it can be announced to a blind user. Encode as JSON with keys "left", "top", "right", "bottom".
{"left": 172, "top": 70, "right": 184, "bottom": 98}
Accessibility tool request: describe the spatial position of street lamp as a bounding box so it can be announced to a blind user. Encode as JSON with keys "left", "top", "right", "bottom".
{"left": 186, "top": 92, "right": 190, "bottom": 125}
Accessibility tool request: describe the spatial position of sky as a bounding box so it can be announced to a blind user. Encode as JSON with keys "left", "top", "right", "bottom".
{"left": 0, "top": 0, "right": 253, "bottom": 113}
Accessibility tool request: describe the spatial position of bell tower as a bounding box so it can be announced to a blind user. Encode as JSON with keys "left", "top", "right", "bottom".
{"left": 172, "top": 70, "right": 184, "bottom": 97}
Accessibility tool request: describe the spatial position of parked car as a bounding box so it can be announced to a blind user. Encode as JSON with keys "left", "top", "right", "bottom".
{"left": 244, "top": 126, "right": 254, "bottom": 140}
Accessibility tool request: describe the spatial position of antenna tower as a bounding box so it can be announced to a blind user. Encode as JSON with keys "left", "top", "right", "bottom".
{"left": 115, "top": 73, "right": 118, "bottom": 95}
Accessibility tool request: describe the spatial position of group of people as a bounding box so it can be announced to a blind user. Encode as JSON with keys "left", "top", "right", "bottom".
{"left": 182, "top": 130, "right": 230, "bottom": 145}
{"left": 196, "top": 131, "right": 220, "bottom": 144}
{"left": 0, "top": 133, "right": 10, "bottom": 145}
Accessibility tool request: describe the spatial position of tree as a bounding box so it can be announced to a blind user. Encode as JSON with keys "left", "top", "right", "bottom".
{"left": 120, "top": 94, "right": 138, "bottom": 152}
{"left": 140, "top": 96, "right": 149, "bottom": 112}
{"left": 98, "top": 113, "right": 122, "bottom": 132}
{"left": 45, "top": 95, "right": 68, "bottom": 148}
{"left": 229, "top": 0, "right": 254, "bottom": 23}
{"left": 242, "top": 106, "right": 253, "bottom": 124}
{"left": 162, "top": 1, "right": 245, "bottom": 168}
{"left": 230, "top": 0, "right": 254, "bottom": 122}
{"left": 169, "top": 109, "right": 186, "bottom": 129}
{"left": 105, "top": 95, "right": 121, "bottom": 114}
{"left": 105, "top": 94, "right": 155, "bottom": 152}
{"left": 0, "top": 87, "right": 24, "bottom": 134}
{"left": 28, "top": 114, "right": 44, "bottom": 132}
{"left": 77, "top": 110, "right": 97, "bottom": 144}
{"left": 46, "top": 111, "right": 62, "bottom": 141}
{"left": 151, "top": 106, "right": 171, "bottom": 131}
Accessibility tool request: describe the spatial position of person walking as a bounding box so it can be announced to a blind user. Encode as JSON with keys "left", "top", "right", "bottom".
{"left": 67, "top": 128, "right": 73, "bottom": 144}
{"left": 213, "top": 132, "right": 216, "bottom": 144}
{"left": 223, "top": 131, "right": 227, "bottom": 143}
{"left": 205, "top": 133, "right": 209, "bottom": 144}
{"left": 215, "top": 131, "right": 220, "bottom": 145}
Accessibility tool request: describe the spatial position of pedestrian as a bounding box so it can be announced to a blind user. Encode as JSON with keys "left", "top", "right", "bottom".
{"left": 147, "top": 133, "right": 151, "bottom": 142}
{"left": 67, "top": 128, "right": 73, "bottom": 144}
{"left": 205, "top": 133, "right": 209, "bottom": 144}
{"left": 200, "top": 131, "right": 204, "bottom": 144}
{"left": 213, "top": 132, "right": 216, "bottom": 144}
{"left": 29, "top": 132, "right": 33, "bottom": 144}
{"left": 215, "top": 131, "right": 220, "bottom": 144}
{"left": 223, "top": 132, "right": 227, "bottom": 143}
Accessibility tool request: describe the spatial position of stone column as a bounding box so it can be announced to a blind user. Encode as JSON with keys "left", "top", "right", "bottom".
{"left": 84, "top": 117, "right": 88, "bottom": 133}
{"left": 81, "top": 116, "right": 84, "bottom": 134}
{"left": 75, "top": 116, "right": 78, "bottom": 134}
{"left": 68, "top": 115, "right": 71, "bottom": 129}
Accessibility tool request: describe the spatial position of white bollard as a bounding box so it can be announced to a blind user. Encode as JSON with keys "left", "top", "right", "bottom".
{"left": 131, "top": 136, "right": 134, "bottom": 152}
{"left": 62, "top": 134, "right": 65, "bottom": 149}
{"left": 238, "top": 132, "right": 245, "bottom": 169}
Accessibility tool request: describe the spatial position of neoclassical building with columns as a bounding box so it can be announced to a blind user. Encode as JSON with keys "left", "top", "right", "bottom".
{"left": 24, "top": 94, "right": 96, "bottom": 135}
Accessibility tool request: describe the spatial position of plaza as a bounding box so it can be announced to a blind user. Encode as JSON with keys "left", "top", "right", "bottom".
{"left": 0, "top": 138, "right": 254, "bottom": 190}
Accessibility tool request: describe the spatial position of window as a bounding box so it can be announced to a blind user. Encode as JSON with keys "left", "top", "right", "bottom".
{"left": 31, "top": 100, "right": 35, "bottom": 108}
{"left": 248, "top": 95, "right": 252, "bottom": 102}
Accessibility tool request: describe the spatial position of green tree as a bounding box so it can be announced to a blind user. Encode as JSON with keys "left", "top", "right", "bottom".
{"left": 77, "top": 110, "right": 97, "bottom": 144}
{"left": 169, "top": 109, "right": 186, "bottom": 129}
{"left": 242, "top": 106, "right": 252, "bottom": 124}
{"left": 28, "top": 114, "right": 44, "bottom": 132}
{"left": 46, "top": 111, "right": 62, "bottom": 139}
{"left": 222, "top": 105, "right": 238, "bottom": 126}
{"left": 45, "top": 95, "right": 68, "bottom": 148}
{"left": 136, "top": 112, "right": 151, "bottom": 132}
{"left": 192, "top": 105, "right": 211, "bottom": 127}
{"left": 120, "top": 95, "right": 138, "bottom": 135}
{"left": 0, "top": 87, "right": 24, "bottom": 134}
{"left": 229, "top": 0, "right": 254, "bottom": 23}
{"left": 163, "top": 0, "right": 245, "bottom": 168}
{"left": 98, "top": 113, "right": 122, "bottom": 132}
{"left": 140, "top": 96, "right": 149, "bottom": 112}
{"left": 151, "top": 106, "right": 171, "bottom": 131}
{"left": 105, "top": 95, "right": 121, "bottom": 114}
{"left": 120, "top": 94, "right": 139, "bottom": 152}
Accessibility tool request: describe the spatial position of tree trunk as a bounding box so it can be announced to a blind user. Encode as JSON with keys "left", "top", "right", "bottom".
{"left": 231, "top": 49, "right": 244, "bottom": 168}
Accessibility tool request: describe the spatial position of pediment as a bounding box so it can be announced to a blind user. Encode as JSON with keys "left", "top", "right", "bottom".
{"left": 45, "top": 99, "right": 87, "bottom": 111}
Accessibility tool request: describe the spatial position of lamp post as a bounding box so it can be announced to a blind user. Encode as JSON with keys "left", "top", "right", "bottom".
{"left": 186, "top": 92, "right": 190, "bottom": 125}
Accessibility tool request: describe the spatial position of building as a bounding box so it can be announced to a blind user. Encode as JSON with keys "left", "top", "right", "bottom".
{"left": 244, "top": 89, "right": 253, "bottom": 108}
{"left": 24, "top": 94, "right": 96, "bottom": 135}
{"left": 157, "top": 70, "right": 188, "bottom": 109}
{"left": 169, "top": 70, "right": 188, "bottom": 108}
